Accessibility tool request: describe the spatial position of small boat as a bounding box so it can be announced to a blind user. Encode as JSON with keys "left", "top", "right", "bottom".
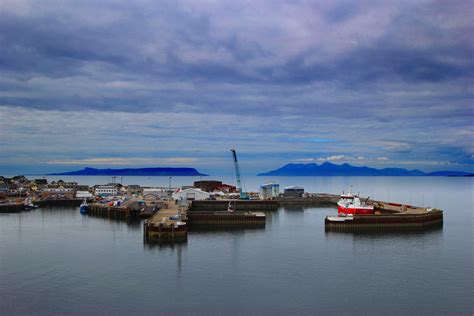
{"left": 227, "top": 201, "right": 235, "bottom": 212}
{"left": 80, "top": 198, "right": 88, "bottom": 214}
{"left": 337, "top": 189, "right": 374, "bottom": 215}
{"left": 327, "top": 214, "right": 354, "bottom": 222}
{"left": 24, "top": 197, "right": 38, "bottom": 210}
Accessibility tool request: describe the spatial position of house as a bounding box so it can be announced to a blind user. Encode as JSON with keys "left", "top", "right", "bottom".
{"left": 260, "top": 183, "right": 280, "bottom": 199}
{"left": 172, "top": 188, "right": 211, "bottom": 201}
{"left": 11, "top": 175, "right": 29, "bottom": 185}
{"left": 283, "top": 186, "right": 304, "bottom": 198}
{"left": 0, "top": 183, "right": 9, "bottom": 194}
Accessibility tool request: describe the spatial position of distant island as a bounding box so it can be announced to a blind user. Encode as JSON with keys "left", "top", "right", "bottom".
{"left": 258, "top": 162, "right": 472, "bottom": 177}
{"left": 49, "top": 167, "right": 208, "bottom": 176}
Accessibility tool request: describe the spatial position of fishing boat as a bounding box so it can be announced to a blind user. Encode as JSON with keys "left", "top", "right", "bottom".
{"left": 337, "top": 190, "right": 374, "bottom": 215}
{"left": 80, "top": 198, "right": 88, "bottom": 214}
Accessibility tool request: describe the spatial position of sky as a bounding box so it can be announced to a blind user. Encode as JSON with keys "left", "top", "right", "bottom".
{"left": 0, "top": 0, "right": 473, "bottom": 175}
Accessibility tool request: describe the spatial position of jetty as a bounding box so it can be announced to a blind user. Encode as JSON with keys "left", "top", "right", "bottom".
{"left": 88, "top": 203, "right": 140, "bottom": 220}
{"left": 144, "top": 200, "right": 267, "bottom": 243}
{"left": 143, "top": 201, "right": 188, "bottom": 243}
{"left": 325, "top": 201, "right": 443, "bottom": 231}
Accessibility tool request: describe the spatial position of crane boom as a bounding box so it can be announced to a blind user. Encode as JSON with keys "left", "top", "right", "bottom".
{"left": 230, "top": 149, "right": 247, "bottom": 199}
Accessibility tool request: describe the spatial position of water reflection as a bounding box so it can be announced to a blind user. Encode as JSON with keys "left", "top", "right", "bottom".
{"left": 325, "top": 227, "right": 443, "bottom": 241}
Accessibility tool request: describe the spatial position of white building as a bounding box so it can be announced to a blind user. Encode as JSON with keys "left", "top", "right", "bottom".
{"left": 95, "top": 185, "right": 118, "bottom": 196}
{"left": 172, "top": 188, "right": 211, "bottom": 201}
{"left": 76, "top": 191, "right": 93, "bottom": 198}
{"left": 43, "top": 187, "right": 74, "bottom": 193}
{"left": 259, "top": 183, "right": 280, "bottom": 199}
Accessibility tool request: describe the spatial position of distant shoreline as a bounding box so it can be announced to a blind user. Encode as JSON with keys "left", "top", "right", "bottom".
{"left": 46, "top": 167, "right": 208, "bottom": 177}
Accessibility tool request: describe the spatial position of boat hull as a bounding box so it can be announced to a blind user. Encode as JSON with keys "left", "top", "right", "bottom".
{"left": 80, "top": 205, "right": 88, "bottom": 214}
{"left": 337, "top": 205, "right": 374, "bottom": 215}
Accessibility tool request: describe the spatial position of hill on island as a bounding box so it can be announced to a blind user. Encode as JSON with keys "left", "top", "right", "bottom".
{"left": 257, "top": 162, "right": 471, "bottom": 177}
{"left": 49, "top": 167, "right": 208, "bottom": 176}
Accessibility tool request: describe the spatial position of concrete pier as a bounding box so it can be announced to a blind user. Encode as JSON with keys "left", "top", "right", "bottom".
{"left": 190, "top": 199, "right": 278, "bottom": 212}
{"left": 325, "top": 210, "right": 443, "bottom": 231}
{"left": 187, "top": 211, "right": 265, "bottom": 228}
{"left": 88, "top": 204, "right": 140, "bottom": 220}
{"left": 144, "top": 202, "right": 188, "bottom": 243}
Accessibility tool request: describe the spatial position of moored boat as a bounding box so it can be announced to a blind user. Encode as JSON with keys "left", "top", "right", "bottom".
{"left": 337, "top": 190, "right": 374, "bottom": 215}
{"left": 24, "top": 197, "right": 38, "bottom": 210}
{"left": 80, "top": 198, "right": 88, "bottom": 214}
{"left": 326, "top": 214, "right": 354, "bottom": 222}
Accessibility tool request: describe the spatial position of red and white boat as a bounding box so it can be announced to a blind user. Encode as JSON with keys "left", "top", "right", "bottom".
{"left": 337, "top": 190, "right": 374, "bottom": 215}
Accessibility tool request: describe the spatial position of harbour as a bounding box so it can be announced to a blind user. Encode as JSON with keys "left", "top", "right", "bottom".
{"left": 0, "top": 175, "right": 471, "bottom": 314}
{"left": 2, "top": 1, "right": 472, "bottom": 314}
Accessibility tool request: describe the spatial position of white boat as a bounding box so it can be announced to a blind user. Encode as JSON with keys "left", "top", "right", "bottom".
{"left": 24, "top": 197, "right": 37, "bottom": 210}
{"left": 326, "top": 214, "right": 354, "bottom": 222}
{"left": 80, "top": 198, "right": 88, "bottom": 214}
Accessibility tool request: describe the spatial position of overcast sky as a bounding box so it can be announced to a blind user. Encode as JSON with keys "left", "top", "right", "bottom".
{"left": 0, "top": 0, "right": 473, "bottom": 175}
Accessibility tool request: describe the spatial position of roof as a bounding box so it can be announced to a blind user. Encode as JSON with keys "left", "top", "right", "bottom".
{"left": 194, "top": 180, "right": 222, "bottom": 185}
{"left": 261, "top": 183, "right": 279, "bottom": 187}
{"left": 284, "top": 186, "right": 304, "bottom": 190}
{"left": 174, "top": 188, "right": 211, "bottom": 195}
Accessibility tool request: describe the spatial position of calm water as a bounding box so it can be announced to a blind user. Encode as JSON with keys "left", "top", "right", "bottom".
{"left": 0, "top": 177, "right": 472, "bottom": 315}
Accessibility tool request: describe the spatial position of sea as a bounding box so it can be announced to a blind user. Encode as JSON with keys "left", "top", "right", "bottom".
{"left": 0, "top": 176, "right": 472, "bottom": 315}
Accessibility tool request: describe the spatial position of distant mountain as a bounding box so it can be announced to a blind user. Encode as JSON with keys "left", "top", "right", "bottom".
{"left": 49, "top": 167, "right": 208, "bottom": 176}
{"left": 257, "top": 162, "right": 471, "bottom": 177}
{"left": 425, "top": 171, "right": 472, "bottom": 177}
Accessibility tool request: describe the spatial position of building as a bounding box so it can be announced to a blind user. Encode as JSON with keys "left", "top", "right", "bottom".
{"left": 283, "top": 186, "right": 304, "bottom": 198}
{"left": 194, "top": 180, "right": 222, "bottom": 192}
{"left": 259, "top": 183, "right": 280, "bottom": 199}
{"left": 75, "top": 185, "right": 90, "bottom": 192}
{"left": 34, "top": 179, "right": 48, "bottom": 186}
{"left": 94, "top": 185, "right": 119, "bottom": 196}
{"left": 172, "top": 188, "right": 211, "bottom": 201}
{"left": 127, "top": 185, "right": 143, "bottom": 195}
{"left": 143, "top": 187, "right": 169, "bottom": 199}
{"left": 0, "top": 183, "right": 9, "bottom": 194}
{"left": 76, "top": 191, "right": 93, "bottom": 198}
{"left": 217, "top": 183, "right": 237, "bottom": 193}
{"left": 42, "top": 186, "right": 75, "bottom": 199}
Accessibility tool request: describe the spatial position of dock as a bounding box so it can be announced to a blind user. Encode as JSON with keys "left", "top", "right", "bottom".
{"left": 88, "top": 203, "right": 140, "bottom": 220}
{"left": 144, "top": 200, "right": 268, "bottom": 243}
{"left": 325, "top": 199, "right": 443, "bottom": 232}
{"left": 138, "top": 205, "right": 160, "bottom": 219}
{"left": 0, "top": 198, "right": 85, "bottom": 213}
{"left": 143, "top": 201, "right": 188, "bottom": 243}
{"left": 190, "top": 199, "right": 278, "bottom": 212}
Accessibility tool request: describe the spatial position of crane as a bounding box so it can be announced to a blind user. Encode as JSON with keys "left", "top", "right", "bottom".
{"left": 230, "top": 149, "right": 248, "bottom": 199}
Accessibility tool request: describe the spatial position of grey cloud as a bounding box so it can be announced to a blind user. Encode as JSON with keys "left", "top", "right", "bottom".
{"left": 0, "top": 0, "right": 473, "bottom": 172}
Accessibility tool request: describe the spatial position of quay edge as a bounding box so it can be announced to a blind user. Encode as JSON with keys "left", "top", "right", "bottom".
{"left": 325, "top": 209, "right": 443, "bottom": 232}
